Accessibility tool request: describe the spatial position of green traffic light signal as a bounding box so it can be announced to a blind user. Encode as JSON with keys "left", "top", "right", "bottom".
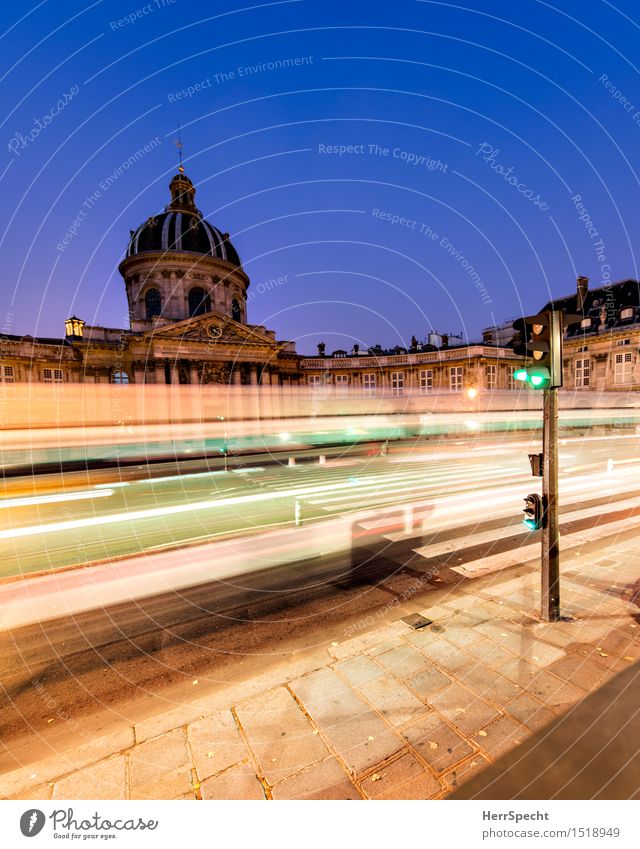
{"left": 513, "top": 366, "right": 550, "bottom": 388}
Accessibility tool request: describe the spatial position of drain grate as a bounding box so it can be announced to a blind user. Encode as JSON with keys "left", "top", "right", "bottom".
{"left": 401, "top": 613, "right": 434, "bottom": 630}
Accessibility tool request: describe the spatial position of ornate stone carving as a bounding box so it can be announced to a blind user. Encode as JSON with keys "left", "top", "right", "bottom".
{"left": 200, "top": 362, "right": 231, "bottom": 384}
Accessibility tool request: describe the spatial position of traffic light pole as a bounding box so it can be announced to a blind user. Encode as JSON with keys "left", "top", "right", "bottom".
{"left": 542, "top": 387, "right": 560, "bottom": 621}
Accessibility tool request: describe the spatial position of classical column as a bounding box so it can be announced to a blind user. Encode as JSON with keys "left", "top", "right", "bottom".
{"left": 189, "top": 364, "right": 200, "bottom": 385}
{"left": 155, "top": 362, "right": 166, "bottom": 385}
{"left": 232, "top": 366, "right": 242, "bottom": 385}
{"left": 249, "top": 365, "right": 258, "bottom": 385}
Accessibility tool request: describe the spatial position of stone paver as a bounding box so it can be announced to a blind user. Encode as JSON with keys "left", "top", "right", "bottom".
{"left": 129, "top": 728, "right": 193, "bottom": 800}
{"left": 474, "top": 715, "right": 527, "bottom": 760}
{"left": 416, "top": 639, "right": 473, "bottom": 673}
{"left": 233, "top": 686, "right": 328, "bottom": 785}
{"left": 365, "top": 751, "right": 440, "bottom": 799}
{"left": 358, "top": 674, "right": 430, "bottom": 727}
{"left": 406, "top": 665, "right": 452, "bottom": 698}
{"left": 52, "top": 756, "right": 126, "bottom": 800}
{"left": 427, "top": 683, "right": 501, "bottom": 735}
{"left": 523, "top": 669, "right": 586, "bottom": 712}
{"left": 290, "top": 668, "right": 404, "bottom": 776}
{"left": 456, "top": 665, "right": 522, "bottom": 706}
{"left": 0, "top": 727, "right": 134, "bottom": 799}
{"left": 188, "top": 709, "right": 249, "bottom": 781}
{"left": 271, "top": 757, "right": 360, "bottom": 799}
{"left": 335, "top": 655, "right": 384, "bottom": 687}
{"left": 545, "top": 653, "right": 617, "bottom": 692}
{"left": 442, "top": 754, "right": 491, "bottom": 792}
{"left": 375, "top": 644, "right": 430, "bottom": 678}
{"left": 402, "top": 713, "right": 476, "bottom": 774}
{"left": 200, "top": 763, "right": 265, "bottom": 800}
{"left": 503, "top": 693, "right": 556, "bottom": 732}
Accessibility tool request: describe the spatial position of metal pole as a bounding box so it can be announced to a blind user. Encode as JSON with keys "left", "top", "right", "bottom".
{"left": 541, "top": 387, "right": 560, "bottom": 621}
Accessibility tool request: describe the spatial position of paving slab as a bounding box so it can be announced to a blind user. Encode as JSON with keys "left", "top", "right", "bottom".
{"left": 358, "top": 674, "right": 430, "bottom": 728}
{"left": 290, "top": 668, "right": 405, "bottom": 775}
{"left": 503, "top": 693, "right": 556, "bottom": 732}
{"left": 406, "top": 665, "right": 452, "bottom": 699}
{"left": 365, "top": 751, "right": 441, "bottom": 799}
{"left": 233, "top": 686, "right": 328, "bottom": 785}
{"left": 129, "top": 728, "right": 193, "bottom": 800}
{"left": 426, "top": 683, "right": 501, "bottom": 735}
{"left": 402, "top": 713, "right": 476, "bottom": 774}
{"left": 200, "top": 763, "right": 266, "bottom": 800}
{"left": 187, "top": 709, "right": 249, "bottom": 781}
{"left": 52, "top": 756, "right": 126, "bottom": 800}
{"left": 474, "top": 715, "right": 527, "bottom": 760}
{"left": 456, "top": 665, "right": 522, "bottom": 707}
{"left": 375, "top": 643, "right": 431, "bottom": 678}
{"left": 271, "top": 757, "right": 360, "bottom": 800}
{"left": 335, "top": 655, "right": 384, "bottom": 687}
{"left": 0, "top": 727, "right": 134, "bottom": 799}
{"left": 416, "top": 639, "right": 474, "bottom": 673}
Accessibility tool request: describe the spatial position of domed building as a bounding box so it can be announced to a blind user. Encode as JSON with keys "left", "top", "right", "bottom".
{"left": 0, "top": 170, "right": 301, "bottom": 386}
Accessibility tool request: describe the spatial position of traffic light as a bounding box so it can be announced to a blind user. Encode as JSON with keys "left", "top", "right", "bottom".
{"left": 512, "top": 310, "right": 563, "bottom": 389}
{"left": 523, "top": 493, "right": 544, "bottom": 530}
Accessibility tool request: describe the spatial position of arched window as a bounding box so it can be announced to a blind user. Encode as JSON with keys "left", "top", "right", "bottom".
{"left": 188, "top": 286, "right": 211, "bottom": 317}
{"left": 112, "top": 370, "right": 129, "bottom": 384}
{"left": 145, "top": 288, "right": 162, "bottom": 319}
{"left": 231, "top": 298, "right": 242, "bottom": 323}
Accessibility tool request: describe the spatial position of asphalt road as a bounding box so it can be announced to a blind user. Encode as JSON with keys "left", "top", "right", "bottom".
{"left": 2, "top": 428, "right": 638, "bottom": 578}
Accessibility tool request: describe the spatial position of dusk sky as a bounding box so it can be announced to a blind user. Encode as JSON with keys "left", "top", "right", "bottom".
{"left": 1, "top": 0, "right": 639, "bottom": 353}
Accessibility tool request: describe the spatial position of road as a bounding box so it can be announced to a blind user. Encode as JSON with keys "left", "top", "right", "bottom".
{"left": 2, "top": 426, "right": 640, "bottom": 773}
{"left": 2, "top": 429, "right": 639, "bottom": 578}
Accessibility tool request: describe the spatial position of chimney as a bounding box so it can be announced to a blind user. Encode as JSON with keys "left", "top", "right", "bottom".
{"left": 577, "top": 276, "right": 589, "bottom": 312}
{"left": 441, "top": 333, "right": 449, "bottom": 348}
{"left": 317, "top": 342, "right": 326, "bottom": 357}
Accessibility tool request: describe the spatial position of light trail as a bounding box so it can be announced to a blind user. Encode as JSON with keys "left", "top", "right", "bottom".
{"left": 0, "top": 489, "right": 114, "bottom": 509}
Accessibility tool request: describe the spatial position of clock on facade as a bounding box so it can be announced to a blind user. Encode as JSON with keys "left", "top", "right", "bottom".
{"left": 206, "top": 322, "right": 223, "bottom": 339}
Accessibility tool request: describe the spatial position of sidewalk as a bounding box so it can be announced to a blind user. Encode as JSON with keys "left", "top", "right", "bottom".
{"left": 1, "top": 532, "right": 639, "bottom": 801}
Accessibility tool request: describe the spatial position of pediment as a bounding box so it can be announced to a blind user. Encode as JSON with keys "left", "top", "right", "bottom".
{"left": 145, "top": 313, "right": 280, "bottom": 348}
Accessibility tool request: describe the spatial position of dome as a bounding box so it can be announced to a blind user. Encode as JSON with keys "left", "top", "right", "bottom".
{"left": 125, "top": 172, "right": 241, "bottom": 266}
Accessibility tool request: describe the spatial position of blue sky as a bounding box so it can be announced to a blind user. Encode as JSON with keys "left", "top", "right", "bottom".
{"left": 1, "top": 0, "right": 639, "bottom": 352}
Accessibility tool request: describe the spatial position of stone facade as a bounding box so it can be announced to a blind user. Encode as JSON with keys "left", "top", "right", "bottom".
{"left": 0, "top": 172, "right": 301, "bottom": 387}
{"left": 299, "top": 345, "right": 525, "bottom": 395}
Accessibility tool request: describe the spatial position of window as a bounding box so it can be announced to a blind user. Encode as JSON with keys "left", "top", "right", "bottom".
{"left": 43, "top": 368, "right": 63, "bottom": 383}
{"left": 575, "top": 357, "right": 590, "bottom": 388}
{"left": 390, "top": 371, "right": 404, "bottom": 396}
{"left": 614, "top": 352, "right": 633, "bottom": 385}
{"left": 188, "top": 287, "right": 211, "bottom": 317}
{"left": 308, "top": 374, "right": 321, "bottom": 388}
{"left": 111, "top": 370, "right": 129, "bottom": 384}
{"left": 616, "top": 338, "right": 631, "bottom": 346}
{"left": 231, "top": 298, "right": 242, "bottom": 323}
{"left": 363, "top": 373, "right": 376, "bottom": 396}
{"left": 485, "top": 364, "right": 497, "bottom": 390}
{"left": 449, "top": 366, "right": 463, "bottom": 391}
{"left": 507, "top": 366, "right": 517, "bottom": 390}
{"left": 620, "top": 307, "right": 634, "bottom": 320}
{"left": 335, "top": 374, "right": 348, "bottom": 385}
{"left": 419, "top": 369, "right": 433, "bottom": 394}
{"left": 0, "top": 365, "right": 15, "bottom": 382}
{"left": 145, "top": 288, "right": 162, "bottom": 319}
